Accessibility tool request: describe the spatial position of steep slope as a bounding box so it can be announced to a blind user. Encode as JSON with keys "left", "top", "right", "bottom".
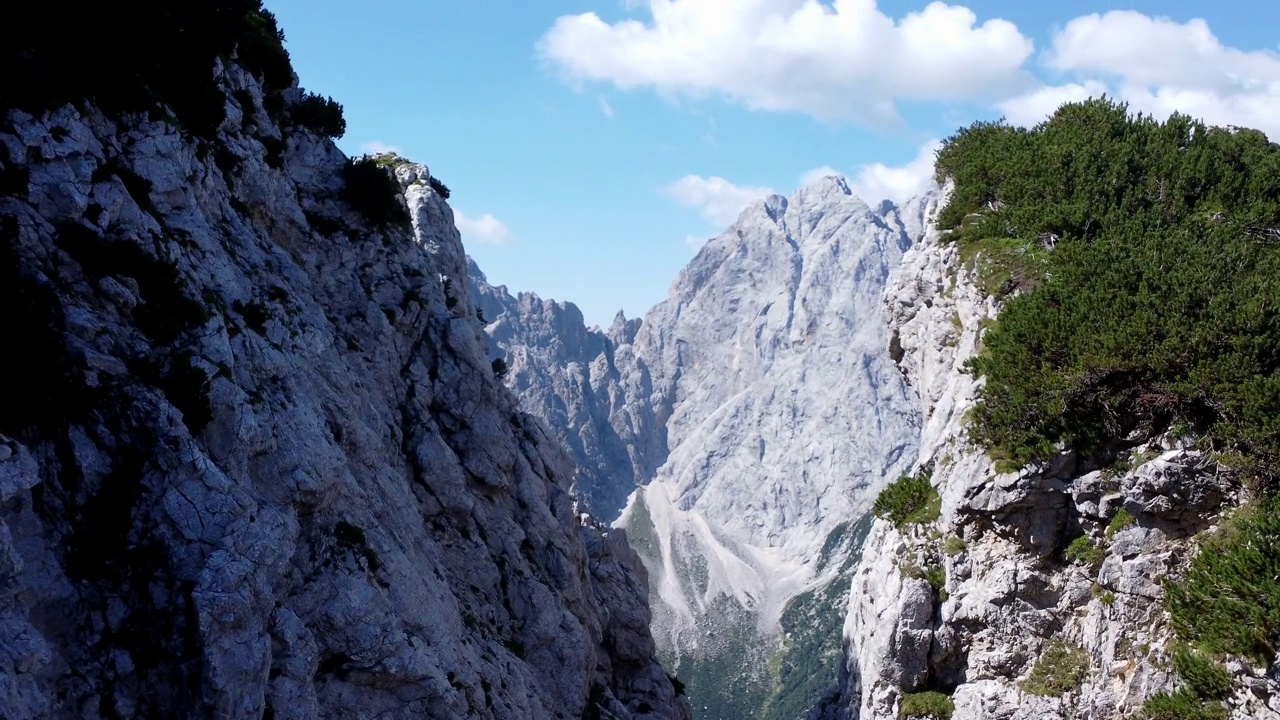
{"left": 479, "top": 179, "right": 933, "bottom": 717}
{"left": 0, "top": 12, "right": 687, "bottom": 720}
{"left": 471, "top": 266, "right": 652, "bottom": 519}
{"left": 837, "top": 106, "right": 1280, "bottom": 720}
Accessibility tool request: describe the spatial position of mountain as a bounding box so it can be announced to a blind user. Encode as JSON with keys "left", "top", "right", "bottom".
{"left": 829, "top": 105, "right": 1280, "bottom": 720}
{"left": 0, "top": 6, "right": 687, "bottom": 718}
{"left": 475, "top": 178, "right": 934, "bottom": 718}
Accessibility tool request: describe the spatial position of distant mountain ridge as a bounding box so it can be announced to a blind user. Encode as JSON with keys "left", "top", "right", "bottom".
{"left": 472, "top": 176, "right": 939, "bottom": 717}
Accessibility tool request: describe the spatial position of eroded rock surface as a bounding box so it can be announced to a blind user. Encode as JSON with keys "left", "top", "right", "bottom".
{"left": 0, "top": 62, "right": 688, "bottom": 720}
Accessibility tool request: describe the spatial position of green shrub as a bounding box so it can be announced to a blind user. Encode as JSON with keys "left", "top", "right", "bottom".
{"left": 938, "top": 99, "right": 1280, "bottom": 475}
{"left": 1141, "top": 691, "right": 1228, "bottom": 720}
{"left": 873, "top": 466, "right": 940, "bottom": 528}
{"left": 289, "top": 92, "right": 345, "bottom": 138}
{"left": 1106, "top": 508, "right": 1137, "bottom": 539}
{"left": 900, "top": 690, "right": 955, "bottom": 719}
{"left": 1172, "top": 646, "right": 1232, "bottom": 701}
{"left": 1065, "top": 535, "right": 1105, "bottom": 566}
{"left": 428, "top": 175, "right": 451, "bottom": 200}
{"left": 342, "top": 158, "right": 410, "bottom": 228}
{"left": 1166, "top": 499, "right": 1280, "bottom": 663}
{"left": 1020, "top": 640, "right": 1089, "bottom": 697}
{"left": 0, "top": 2, "right": 294, "bottom": 139}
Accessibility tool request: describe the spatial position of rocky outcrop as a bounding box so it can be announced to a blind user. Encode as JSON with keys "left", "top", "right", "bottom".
{"left": 479, "top": 179, "right": 932, "bottom": 716}
{"left": 837, "top": 189, "right": 1280, "bottom": 719}
{"left": 470, "top": 267, "right": 653, "bottom": 520}
{"left": 0, "top": 59, "right": 687, "bottom": 719}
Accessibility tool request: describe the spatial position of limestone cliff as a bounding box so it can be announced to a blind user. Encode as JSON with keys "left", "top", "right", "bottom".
{"left": 0, "top": 40, "right": 687, "bottom": 720}
{"left": 476, "top": 180, "right": 931, "bottom": 718}
{"left": 836, "top": 190, "right": 1280, "bottom": 719}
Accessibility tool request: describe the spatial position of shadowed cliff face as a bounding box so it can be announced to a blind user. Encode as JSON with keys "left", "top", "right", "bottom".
{"left": 0, "top": 25, "right": 688, "bottom": 720}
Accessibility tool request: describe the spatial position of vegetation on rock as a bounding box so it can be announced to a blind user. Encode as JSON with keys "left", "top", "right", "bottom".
{"left": 873, "top": 465, "right": 940, "bottom": 528}
{"left": 1166, "top": 498, "right": 1280, "bottom": 663}
{"left": 900, "top": 690, "right": 955, "bottom": 719}
{"left": 1019, "top": 640, "right": 1089, "bottom": 697}
{"left": 937, "top": 99, "right": 1280, "bottom": 476}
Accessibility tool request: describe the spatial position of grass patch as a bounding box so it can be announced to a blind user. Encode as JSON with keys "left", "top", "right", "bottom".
{"left": 942, "top": 536, "right": 966, "bottom": 556}
{"left": 957, "top": 235, "right": 1049, "bottom": 298}
{"left": 900, "top": 691, "right": 955, "bottom": 719}
{"left": 873, "top": 466, "right": 941, "bottom": 528}
{"left": 1020, "top": 640, "right": 1089, "bottom": 698}
{"left": 1141, "top": 691, "right": 1228, "bottom": 720}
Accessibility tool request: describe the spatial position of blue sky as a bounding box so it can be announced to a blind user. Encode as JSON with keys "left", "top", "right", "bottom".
{"left": 266, "top": 0, "right": 1280, "bottom": 327}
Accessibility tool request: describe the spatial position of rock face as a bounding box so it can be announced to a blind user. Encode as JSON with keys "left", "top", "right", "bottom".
{"left": 477, "top": 179, "right": 932, "bottom": 717}
{"left": 0, "top": 62, "right": 688, "bottom": 719}
{"left": 835, "top": 190, "right": 1280, "bottom": 719}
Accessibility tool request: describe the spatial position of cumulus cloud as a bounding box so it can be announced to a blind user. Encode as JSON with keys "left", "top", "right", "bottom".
{"left": 807, "top": 140, "right": 942, "bottom": 204}
{"left": 1000, "top": 12, "right": 1280, "bottom": 138}
{"left": 454, "top": 210, "right": 514, "bottom": 245}
{"left": 799, "top": 165, "right": 844, "bottom": 187}
{"left": 996, "top": 81, "right": 1109, "bottom": 126}
{"left": 599, "top": 96, "right": 616, "bottom": 119}
{"left": 360, "top": 140, "right": 401, "bottom": 156}
{"left": 663, "top": 175, "right": 777, "bottom": 226}
{"left": 538, "top": 0, "right": 1034, "bottom": 124}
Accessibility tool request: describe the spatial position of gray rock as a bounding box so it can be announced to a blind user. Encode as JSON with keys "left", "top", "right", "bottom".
{"left": 0, "top": 63, "right": 688, "bottom": 720}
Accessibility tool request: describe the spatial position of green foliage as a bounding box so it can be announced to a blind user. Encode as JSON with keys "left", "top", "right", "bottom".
{"left": 937, "top": 99, "right": 1280, "bottom": 473}
{"left": 1166, "top": 499, "right": 1280, "bottom": 662}
{"left": 873, "top": 466, "right": 940, "bottom": 528}
{"left": 1020, "top": 640, "right": 1089, "bottom": 697}
{"left": 342, "top": 158, "right": 410, "bottom": 228}
{"left": 1141, "top": 691, "right": 1228, "bottom": 720}
{"left": 428, "top": 175, "right": 452, "bottom": 200}
{"left": 942, "top": 536, "right": 966, "bottom": 556}
{"left": 1065, "top": 535, "right": 1105, "bottom": 566}
{"left": 1106, "top": 508, "right": 1137, "bottom": 539}
{"left": 900, "top": 691, "right": 955, "bottom": 719}
{"left": 289, "top": 92, "right": 346, "bottom": 138}
{"left": 1, "top": 2, "right": 294, "bottom": 139}
{"left": 1172, "top": 647, "right": 1233, "bottom": 701}
{"left": 958, "top": 236, "right": 1049, "bottom": 298}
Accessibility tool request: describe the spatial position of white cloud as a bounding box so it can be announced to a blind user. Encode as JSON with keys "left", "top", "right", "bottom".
{"left": 996, "top": 81, "right": 1108, "bottom": 126}
{"left": 685, "top": 234, "right": 711, "bottom": 249}
{"left": 799, "top": 166, "right": 843, "bottom": 187}
{"left": 843, "top": 140, "right": 942, "bottom": 204}
{"left": 599, "top": 96, "right": 616, "bottom": 118}
{"left": 454, "top": 210, "right": 514, "bottom": 245}
{"left": 538, "top": 0, "right": 1035, "bottom": 124}
{"left": 360, "top": 140, "right": 401, "bottom": 156}
{"left": 662, "top": 175, "right": 777, "bottom": 226}
{"left": 1000, "top": 12, "right": 1280, "bottom": 138}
